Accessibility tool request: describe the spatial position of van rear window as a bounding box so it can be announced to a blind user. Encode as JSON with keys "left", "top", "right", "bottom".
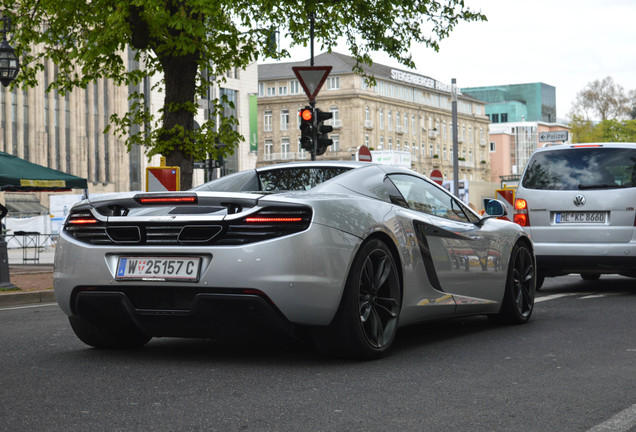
{"left": 522, "top": 147, "right": 636, "bottom": 190}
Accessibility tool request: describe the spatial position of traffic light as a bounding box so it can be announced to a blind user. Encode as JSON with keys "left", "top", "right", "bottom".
{"left": 315, "top": 109, "right": 333, "bottom": 156}
{"left": 299, "top": 106, "right": 315, "bottom": 152}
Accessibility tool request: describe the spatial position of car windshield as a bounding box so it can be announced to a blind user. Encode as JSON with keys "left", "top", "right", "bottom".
{"left": 259, "top": 167, "right": 351, "bottom": 191}
{"left": 191, "top": 166, "right": 351, "bottom": 192}
{"left": 522, "top": 147, "right": 636, "bottom": 190}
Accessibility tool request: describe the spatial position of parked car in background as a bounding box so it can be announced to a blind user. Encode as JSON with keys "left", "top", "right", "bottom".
{"left": 54, "top": 161, "right": 535, "bottom": 359}
{"left": 514, "top": 143, "right": 636, "bottom": 288}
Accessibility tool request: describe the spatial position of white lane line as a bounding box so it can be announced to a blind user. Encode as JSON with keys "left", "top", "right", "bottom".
{"left": 535, "top": 293, "right": 579, "bottom": 303}
{"left": 587, "top": 403, "right": 636, "bottom": 432}
{"left": 0, "top": 302, "right": 58, "bottom": 311}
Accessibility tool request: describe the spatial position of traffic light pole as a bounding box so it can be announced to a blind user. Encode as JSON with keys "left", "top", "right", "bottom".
{"left": 310, "top": 100, "right": 317, "bottom": 160}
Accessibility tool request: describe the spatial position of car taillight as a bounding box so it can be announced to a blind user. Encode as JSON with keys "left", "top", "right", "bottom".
{"left": 244, "top": 217, "right": 304, "bottom": 223}
{"left": 66, "top": 212, "right": 99, "bottom": 225}
{"left": 133, "top": 194, "right": 198, "bottom": 205}
{"left": 514, "top": 198, "right": 529, "bottom": 226}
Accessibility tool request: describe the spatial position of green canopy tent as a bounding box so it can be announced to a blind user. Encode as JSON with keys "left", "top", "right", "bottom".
{"left": 0, "top": 151, "right": 87, "bottom": 192}
{"left": 0, "top": 151, "right": 87, "bottom": 288}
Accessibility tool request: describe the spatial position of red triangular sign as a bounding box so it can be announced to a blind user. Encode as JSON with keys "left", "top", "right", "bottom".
{"left": 292, "top": 66, "right": 332, "bottom": 102}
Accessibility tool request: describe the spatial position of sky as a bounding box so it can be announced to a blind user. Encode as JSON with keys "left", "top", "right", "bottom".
{"left": 276, "top": 0, "right": 636, "bottom": 122}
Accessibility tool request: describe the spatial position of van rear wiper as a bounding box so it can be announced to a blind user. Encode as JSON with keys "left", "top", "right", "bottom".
{"left": 578, "top": 184, "right": 623, "bottom": 189}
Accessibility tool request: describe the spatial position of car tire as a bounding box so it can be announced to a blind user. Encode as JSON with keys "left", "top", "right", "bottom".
{"left": 69, "top": 316, "right": 151, "bottom": 349}
{"left": 580, "top": 273, "right": 601, "bottom": 281}
{"left": 490, "top": 242, "right": 535, "bottom": 324}
{"left": 312, "top": 238, "right": 401, "bottom": 359}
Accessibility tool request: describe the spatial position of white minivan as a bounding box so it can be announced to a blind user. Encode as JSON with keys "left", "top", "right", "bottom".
{"left": 514, "top": 143, "right": 636, "bottom": 288}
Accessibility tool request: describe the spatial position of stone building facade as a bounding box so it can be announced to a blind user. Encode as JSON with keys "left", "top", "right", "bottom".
{"left": 257, "top": 52, "right": 492, "bottom": 183}
{"left": 0, "top": 48, "right": 258, "bottom": 202}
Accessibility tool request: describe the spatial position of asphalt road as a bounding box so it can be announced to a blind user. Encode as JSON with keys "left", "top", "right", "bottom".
{"left": 0, "top": 275, "right": 634, "bottom": 432}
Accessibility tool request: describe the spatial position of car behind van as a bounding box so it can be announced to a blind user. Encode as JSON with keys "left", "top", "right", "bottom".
{"left": 514, "top": 143, "right": 636, "bottom": 288}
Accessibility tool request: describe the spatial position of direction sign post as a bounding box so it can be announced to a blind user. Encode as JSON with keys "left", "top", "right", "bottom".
{"left": 539, "top": 130, "right": 568, "bottom": 142}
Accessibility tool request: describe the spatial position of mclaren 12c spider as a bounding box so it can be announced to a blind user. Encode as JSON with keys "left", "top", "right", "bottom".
{"left": 54, "top": 161, "right": 536, "bottom": 359}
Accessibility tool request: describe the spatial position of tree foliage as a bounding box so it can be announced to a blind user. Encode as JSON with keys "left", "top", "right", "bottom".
{"left": 570, "top": 116, "right": 636, "bottom": 144}
{"left": 3, "top": 0, "right": 486, "bottom": 189}
{"left": 569, "top": 76, "right": 629, "bottom": 122}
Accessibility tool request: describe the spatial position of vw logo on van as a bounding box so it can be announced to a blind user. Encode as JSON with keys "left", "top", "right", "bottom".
{"left": 573, "top": 194, "right": 586, "bottom": 206}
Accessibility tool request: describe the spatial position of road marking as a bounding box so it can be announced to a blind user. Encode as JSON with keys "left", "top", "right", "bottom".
{"left": 579, "top": 293, "right": 623, "bottom": 300}
{"left": 0, "top": 303, "right": 57, "bottom": 312}
{"left": 587, "top": 403, "right": 636, "bottom": 432}
{"left": 535, "top": 293, "right": 578, "bottom": 303}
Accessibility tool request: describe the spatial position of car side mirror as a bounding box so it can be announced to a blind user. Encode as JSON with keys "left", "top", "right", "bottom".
{"left": 485, "top": 199, "right": 507, "bottom": 217}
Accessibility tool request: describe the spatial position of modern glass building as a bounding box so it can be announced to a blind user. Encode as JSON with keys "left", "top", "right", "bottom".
{"left": 462, "top": 83, "right": 556, "bottom": 123}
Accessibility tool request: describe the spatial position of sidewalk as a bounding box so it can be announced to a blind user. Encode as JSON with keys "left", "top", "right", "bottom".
{"left": 0, "top": 247, "right": 55, "bottom": 307}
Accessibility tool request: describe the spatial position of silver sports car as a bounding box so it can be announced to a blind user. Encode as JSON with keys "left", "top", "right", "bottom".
{"left": 54, "top": 161, "right": 536, "bottom": 359}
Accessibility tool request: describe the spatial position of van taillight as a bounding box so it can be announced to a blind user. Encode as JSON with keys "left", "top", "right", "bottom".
{"left": 514, "top": 198, "right": 529, "bottom": 226}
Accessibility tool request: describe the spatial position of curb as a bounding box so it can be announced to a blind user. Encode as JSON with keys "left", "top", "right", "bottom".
{"left": 0, "top": 290, "right": 56, "bottom": 307}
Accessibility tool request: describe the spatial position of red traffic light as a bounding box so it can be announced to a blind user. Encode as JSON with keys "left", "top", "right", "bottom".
{"left": 299, "top": 108, "right": 313, "bottom": 122}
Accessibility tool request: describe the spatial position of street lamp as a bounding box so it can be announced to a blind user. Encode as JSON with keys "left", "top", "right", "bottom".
{"left": 0, "top": 15, "right": 19, "bottom": 87}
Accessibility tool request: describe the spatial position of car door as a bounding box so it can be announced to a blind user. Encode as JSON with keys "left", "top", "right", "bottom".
{"left": 387, "top": 174, "right": 503, "bottom": 304}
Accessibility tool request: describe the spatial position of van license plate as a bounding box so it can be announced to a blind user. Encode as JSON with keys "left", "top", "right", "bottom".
{"left": 555, "top": 212, "right": 606, "bottom": 224}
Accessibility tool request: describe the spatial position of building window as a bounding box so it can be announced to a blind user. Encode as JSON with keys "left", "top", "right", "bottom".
{"left": 290, "top": 80, "right": 300, "bottom": 95}
{"left": 331, "top": 134, "right": 340, "bottom": 152}
{"left": 281, "top": 137, "right": 290, "bottom": 159}
{"left": 279, "top": 84, "right": 288, "bottom": 96}
{"left": 266, "top": 85, "right": 275, "bottom": 96}
{"left": 264, "top": 139, "right": 273, "bottom": 160}
{"left": 365, "top": 106, "right": 370, "bottom": 121}
{"left": 411, "top": 115, "right": 416, "bottom": 134}
{"left": 327, "top": 76, "right": 340, "bottom": 90}
{"left": 429, "top": 143, "right": 434, "bottom": 158}
{"left": 330, "top": 106, "right": 340, "bottom": 127}
{"left": 264, "top": 110, "right": 273, "bottom": 132}
{"left": 280, "top": 109, "right": 289, "bottom": 131}
{"left": 388, "top": 137, "right": 393, "bottom": 151}
{"left": 258, "top": 82, "right": 264, "bottom": 96}
{"left": 404, "top": 115, "right": 408, "bottom": 134}
{"left": 388, "top": 110, "right": 392, "bottom": 131}
{"left": 379, "top": 109, "right": 384, "bottom": 130}
{"left": 491, "top": 113, "right": 499, "bottom": 123}
{"left": 396, "top": 138, "right": 401, "bottom": 151}
{"left": 490, "top": 142, "right": 496, "bottom": 152}
{"left": 501, "top": 113, "right": 508, "bottom": 123}
{"left": 379, "top": 136, "right": 384, "bottom": 150}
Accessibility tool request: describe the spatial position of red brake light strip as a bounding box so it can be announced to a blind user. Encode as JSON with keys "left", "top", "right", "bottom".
{"left": 137, "top": 196, "right": 197, "bottom": 204}
{"left": 244, "top": 217, "right": 303, "bottom": 223}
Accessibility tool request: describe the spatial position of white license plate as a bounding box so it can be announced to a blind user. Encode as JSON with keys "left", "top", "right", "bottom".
{"left": 116, "top": 256, "right": 201, "bottom": 281}
{"left": 555, "top": 212, "right": 606, "bottom": 224}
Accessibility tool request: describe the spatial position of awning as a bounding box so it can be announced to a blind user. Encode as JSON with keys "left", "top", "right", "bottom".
{"left": 5, "top": 196, "right": 49, "bottom": 217}
{"left": 0, "top": 151, "right": 87, "bottom": 191}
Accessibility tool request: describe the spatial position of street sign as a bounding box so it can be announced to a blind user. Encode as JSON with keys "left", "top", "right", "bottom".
{"left": 147, "top": 166, "right": 180, "bottom": 191}
{"left": 430, "top": 169, "right": 443, "bottom": 185}
{"left": 358, "top": 146, "right": 372, "bottom": 162}
{"left": 539, "top": 130, "right": 568, "bottom": 142}
{"left": 292, "top": 66, "right": 332, "bottom": 102}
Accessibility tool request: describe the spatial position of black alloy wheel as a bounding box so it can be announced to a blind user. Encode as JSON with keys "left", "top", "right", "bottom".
{"left": 312, "top": 238, "right": 401, "bottom": 359}
{"left": 357, "top": 244, "right": 401, "bottom": 350}
{"left": 491, "top": 242, "right": 535, "bottom": 324}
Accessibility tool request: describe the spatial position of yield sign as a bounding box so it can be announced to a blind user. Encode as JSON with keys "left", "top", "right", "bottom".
{"left": 292, "top": 66, "right": 332, "bottom": 102}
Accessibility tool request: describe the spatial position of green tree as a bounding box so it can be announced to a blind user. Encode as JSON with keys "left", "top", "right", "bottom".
{"left": 569, "top": 76, "right": 629, "bottom": 122}
{"left": 3, "top": 0, "right": 485, "bottom": 189}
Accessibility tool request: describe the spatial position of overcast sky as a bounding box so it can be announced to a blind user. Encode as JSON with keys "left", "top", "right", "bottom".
{"left": 277, "top": 0, "right": 636, "bottom": 121}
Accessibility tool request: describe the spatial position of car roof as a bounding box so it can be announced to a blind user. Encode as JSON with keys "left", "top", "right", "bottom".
{"left": 533, "top": 142, "right": 636, "bottom": 153}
